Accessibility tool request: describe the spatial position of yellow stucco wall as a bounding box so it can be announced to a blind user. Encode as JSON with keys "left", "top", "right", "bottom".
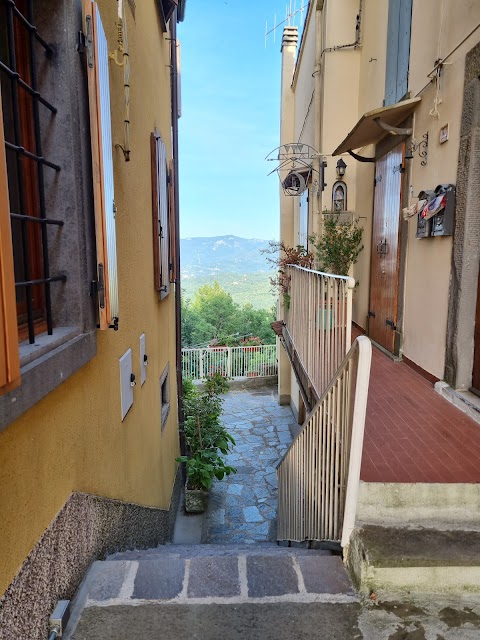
{"left": 0, "top": 0, "right": 179, "bottom": 594}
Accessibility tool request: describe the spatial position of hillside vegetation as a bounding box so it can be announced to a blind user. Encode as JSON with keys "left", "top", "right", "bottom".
{"left": 181, "top": 236, "right": 277, "bottom": 310}
{"left": 182, "top": 282, "right": 276, "bottom": 348}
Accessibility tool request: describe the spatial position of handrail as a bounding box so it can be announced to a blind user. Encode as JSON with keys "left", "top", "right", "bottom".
{"left": 276, "top": 336, "right": 372, "bottom": 548}
{"left": 287, "top": 263, "right": 356, "bottom": 288}
{"left": 285, "top": 264, "right": 354, "bottom": 399}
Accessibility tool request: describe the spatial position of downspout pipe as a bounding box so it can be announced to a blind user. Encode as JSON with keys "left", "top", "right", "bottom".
{"left": 170, "top": 11, "right": 186, "bottom": 469}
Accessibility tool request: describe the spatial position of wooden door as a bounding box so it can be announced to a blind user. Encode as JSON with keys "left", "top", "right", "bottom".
{"left": 368, "top": 143, "right": 404, "bottom": 353}
{"left": 471, "top": 274, "right": 480, "bottom": 395}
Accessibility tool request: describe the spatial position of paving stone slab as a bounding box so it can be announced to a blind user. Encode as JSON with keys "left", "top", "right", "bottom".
{"left": 187, "top": 556, "right": 241, "bottom": 598}
{"left": 87, "top": 561, "right": 129, "bottom": 601}
{"left": 133, "top": 558, "right": 185, "bottom": 600}
{"left": 298, "top": 555, "right": 355, "bottom": 595}
{"left": 247, "top": 555, "right": 299, "bottom": 597}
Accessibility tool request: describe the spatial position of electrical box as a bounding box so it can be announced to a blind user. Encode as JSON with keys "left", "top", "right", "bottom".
{"left": 416, "top": 189, "right": 435, "bottom": 239}
{"left": 119, "top": 349, "right": 134, "bottom": 420}
{"left": 140, "top": 333, "right": 147, "bottom": 386}
{"left": 431, "top": 183, "right": 456, "bottom": 237}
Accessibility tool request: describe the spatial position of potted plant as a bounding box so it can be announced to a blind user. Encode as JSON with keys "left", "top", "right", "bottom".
{"left": 309, "top": 215, "right": 363, "bottom": 277}
{"left": 240, "top": 336, "right": 262, "bottom": 352}
{"left": 177, "top": 376, "right": 236, "bottom": 513}
{"left": 261, "top": 241, "right": 314, "bottom": 309}
{"left": 177, "top": 448, "right": 236, "bottom": 512}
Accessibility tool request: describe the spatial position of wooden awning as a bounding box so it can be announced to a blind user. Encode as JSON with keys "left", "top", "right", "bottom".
{"left": 332, "top": 97, "right": 421, "bottom": 156}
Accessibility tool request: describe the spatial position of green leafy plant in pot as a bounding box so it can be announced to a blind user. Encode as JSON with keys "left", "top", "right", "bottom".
{"left": 310, "top": 215, "right": 364, "bottom": 277}
{"left": 177, "top": 379, "right": 236, "bottom": 513}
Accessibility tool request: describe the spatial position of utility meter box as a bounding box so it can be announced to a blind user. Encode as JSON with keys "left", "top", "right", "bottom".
{"left": 416, "top": 189, "right": 435, "bottom": 239}
{"left": 431, "top": 183, "right": 456, "bottom": 237}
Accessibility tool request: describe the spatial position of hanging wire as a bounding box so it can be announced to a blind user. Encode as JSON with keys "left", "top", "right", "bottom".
{"left": 111, "top": 0, "right": 131, "bottom": 160}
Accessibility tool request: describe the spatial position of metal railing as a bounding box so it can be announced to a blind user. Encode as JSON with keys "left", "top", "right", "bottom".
{"left": 277, "top": 336, "right": 372, "bottom": 548}
{"left": 182, "top": 344, "right": 278, "bottom": 381}
{"left": 285, "top": 265, "right": 355, "bottom": 400}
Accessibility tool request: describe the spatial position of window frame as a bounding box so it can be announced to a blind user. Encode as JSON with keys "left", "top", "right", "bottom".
{"left": 0, "top": 1, "right": 100, "bottom": 425}
{"left": 159, "top": 362, "right": 170, "bottom": 430}
{"left": 151, "top": 129, "right": 171, "bottom": 298}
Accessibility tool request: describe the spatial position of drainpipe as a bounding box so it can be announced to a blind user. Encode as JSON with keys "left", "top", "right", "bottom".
{"left": 170, "top": 11, "right": 186, "bottom": 466}
{"left": 313, "top": 1, "right": 323, "bottom": 235}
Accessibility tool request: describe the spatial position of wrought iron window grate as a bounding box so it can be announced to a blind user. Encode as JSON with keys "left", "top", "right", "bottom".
{"left": 1, "top": 0, "right": 65, "bottom": 344}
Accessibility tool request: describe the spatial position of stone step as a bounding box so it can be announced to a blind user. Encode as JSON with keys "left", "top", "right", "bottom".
{"left": 76, "top": 547, "right": 356, "bottom": 607}
{"left": 106, "top": 542, "right": 328, "bottom": 561}
{"left": 347, "top": 525, "right": 480, "bottom": 596}
{"left": 69, "top": 602, "right": 362, "bottom": 640}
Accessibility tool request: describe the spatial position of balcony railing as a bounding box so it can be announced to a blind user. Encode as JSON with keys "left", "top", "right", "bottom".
{"left": 284, "top": 265, "right": 355, "bottom": 401}
{"left": 182, "top": 345, "right": 278, "bottom": 381}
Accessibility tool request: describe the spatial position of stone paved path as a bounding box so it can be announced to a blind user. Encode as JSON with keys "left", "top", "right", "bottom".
{"left": 203, "top": 384, "right": 295, "bottom": 544}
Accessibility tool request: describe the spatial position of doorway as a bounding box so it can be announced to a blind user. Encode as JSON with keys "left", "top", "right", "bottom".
{"left": 368, "top": 143, "right": 404, "bottom": 353}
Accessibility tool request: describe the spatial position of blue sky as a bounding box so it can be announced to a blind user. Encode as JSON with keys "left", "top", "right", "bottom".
{"left": 178, "top": 1, "right": 303, "bottom": 240}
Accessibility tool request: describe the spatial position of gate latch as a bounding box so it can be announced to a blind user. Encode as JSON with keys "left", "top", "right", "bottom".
{"left": 386, "top": 318, "right": 397, "bottom": 330}
{"left": 368, "top": 310, "right": 376, "bottom": 318}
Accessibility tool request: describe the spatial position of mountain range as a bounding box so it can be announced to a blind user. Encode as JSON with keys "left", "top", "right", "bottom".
{"left": 180, "top": 236, "right": 276, "bottom": 309}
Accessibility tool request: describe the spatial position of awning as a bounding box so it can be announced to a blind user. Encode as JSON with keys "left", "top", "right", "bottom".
{"left": 332, "top": 97, "right": 421, "bottom": 156}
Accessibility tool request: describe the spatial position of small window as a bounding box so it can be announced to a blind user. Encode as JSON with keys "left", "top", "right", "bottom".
{"left": 159, "top": 362, "right": 170, "bottom": 430}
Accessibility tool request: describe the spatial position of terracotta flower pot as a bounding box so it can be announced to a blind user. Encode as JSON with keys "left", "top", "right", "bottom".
{"left": 184, "top": 484, "right": 209, "bottom": 513}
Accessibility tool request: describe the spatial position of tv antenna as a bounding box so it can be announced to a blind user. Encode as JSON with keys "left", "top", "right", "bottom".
{"left": 265, "top": 0, "right": 306, "bottom": 49}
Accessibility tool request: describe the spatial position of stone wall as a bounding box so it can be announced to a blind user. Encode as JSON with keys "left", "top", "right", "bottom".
{"left": 0, "top": 474, "right": 181, "bottom": 640}
{"left": 445, "top": 41, "right": 480, "bottom": 389}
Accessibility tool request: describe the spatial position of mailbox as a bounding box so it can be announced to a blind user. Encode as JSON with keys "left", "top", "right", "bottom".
{"left": 431, "top": 183, "right": 456, "bottom": 237}
{"left": 416, "top": 189, "right": 435, "bottom": 239}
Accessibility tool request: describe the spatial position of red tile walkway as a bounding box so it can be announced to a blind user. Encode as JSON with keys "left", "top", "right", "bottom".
{"left": 360, "top": 341, "right": 480, "bottom": 484}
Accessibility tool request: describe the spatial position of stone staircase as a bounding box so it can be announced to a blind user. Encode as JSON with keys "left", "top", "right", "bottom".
{"left": 65, "top": 544, "right": 362, "bottom": 639}
{"left": 347, "top": 525, "right": 480, "bottom": 597}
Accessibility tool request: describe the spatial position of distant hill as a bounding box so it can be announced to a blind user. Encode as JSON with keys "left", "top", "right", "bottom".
{"left": 180, "top": 236, "right": 277, "bottom": 310}
{"left": 181, "top": 236, "right": 272, "bottom": 274}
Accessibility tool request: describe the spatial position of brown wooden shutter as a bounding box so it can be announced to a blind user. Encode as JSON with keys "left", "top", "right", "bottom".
{"left": 0, "top": 86, "right": 20, "bottom": 394}
{"left": 151, "top": 130, "right": 170, "bottom": 298}
{"left": 168, "top": 160, "right": 176, "bottom": 283}
{"left": 83, "top": 0, "right": 119, "bottom": 329}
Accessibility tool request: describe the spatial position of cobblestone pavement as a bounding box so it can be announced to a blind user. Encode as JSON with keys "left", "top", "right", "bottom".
{"left": 203, "top": 385, "right": 295, "bottom": 544}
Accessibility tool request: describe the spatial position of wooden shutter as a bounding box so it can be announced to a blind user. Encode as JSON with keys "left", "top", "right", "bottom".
{"left": 151, "top": 130, "right": 170, "bottom": 298}
{"left": 385, "top": 0, "right": 412, "bottom": 106}
{"left": 299, "top": 189, "right": 308, "bottom": 249}
{"left": 168, "top": 161, "right": 176, "bottom": 283}
{"left": 0, "top": 86, "right": 20, "bottom": 394}
{"left": 83, "top": 0, "right": 119, "bottom": 329}
{"left": 396, "top": 0, "right": 412, "bottom": 103}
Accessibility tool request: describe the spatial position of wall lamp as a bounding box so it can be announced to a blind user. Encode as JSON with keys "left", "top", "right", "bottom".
{"left": 336, "top": 158, "right": 347, "bottom": 178}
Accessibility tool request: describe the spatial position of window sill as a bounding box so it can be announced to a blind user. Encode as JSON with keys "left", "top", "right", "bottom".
{"left": 1, "top": 330, "right": 97, "bottom": 431}
{"left": 19, "top": 327, "right": 80, "bottom": 367}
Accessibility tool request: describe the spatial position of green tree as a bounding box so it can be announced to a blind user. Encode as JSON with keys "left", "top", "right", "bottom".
{"left": 181, "top": 282, "right": 276, "bottom": 347}
{"left": 191, "top": 282, "right": 238, "bottom": 336}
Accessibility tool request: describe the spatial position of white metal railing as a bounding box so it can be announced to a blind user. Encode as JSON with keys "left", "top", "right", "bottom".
{"left": 276, "top": 336, "right": 372, "bottom": 547}
{"left": 182, "top": 345, "right": 278, "bottom": 381}
{"left": 285, "top": 264, "right": 355, "bottom": 399}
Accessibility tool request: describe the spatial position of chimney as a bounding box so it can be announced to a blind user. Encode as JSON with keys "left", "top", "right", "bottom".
{"left": 281, "top": 25, "right": 298, "bottom": 52}
{"left": 279, "top": 26, "right": 298, "bottom": 252}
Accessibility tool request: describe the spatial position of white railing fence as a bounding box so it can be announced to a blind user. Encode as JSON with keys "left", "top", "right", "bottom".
{"left": 285, "top": 264, "right": 355, "bottom": 400}
{"left": 182, "top": 345, "right": 278, "bottom": 381}
{"left": 276, "top": 336, "right": 372, "bottom": 548}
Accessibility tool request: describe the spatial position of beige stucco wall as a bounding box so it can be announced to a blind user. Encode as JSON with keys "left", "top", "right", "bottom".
{"left": 351, "top": 0, "right": 389, "bottom": 329}
{"left": 401, "top": 0, "right": 480, "bottom": 377}
{"left": 0, "top": 0, "right": 179, "bottom": 594}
